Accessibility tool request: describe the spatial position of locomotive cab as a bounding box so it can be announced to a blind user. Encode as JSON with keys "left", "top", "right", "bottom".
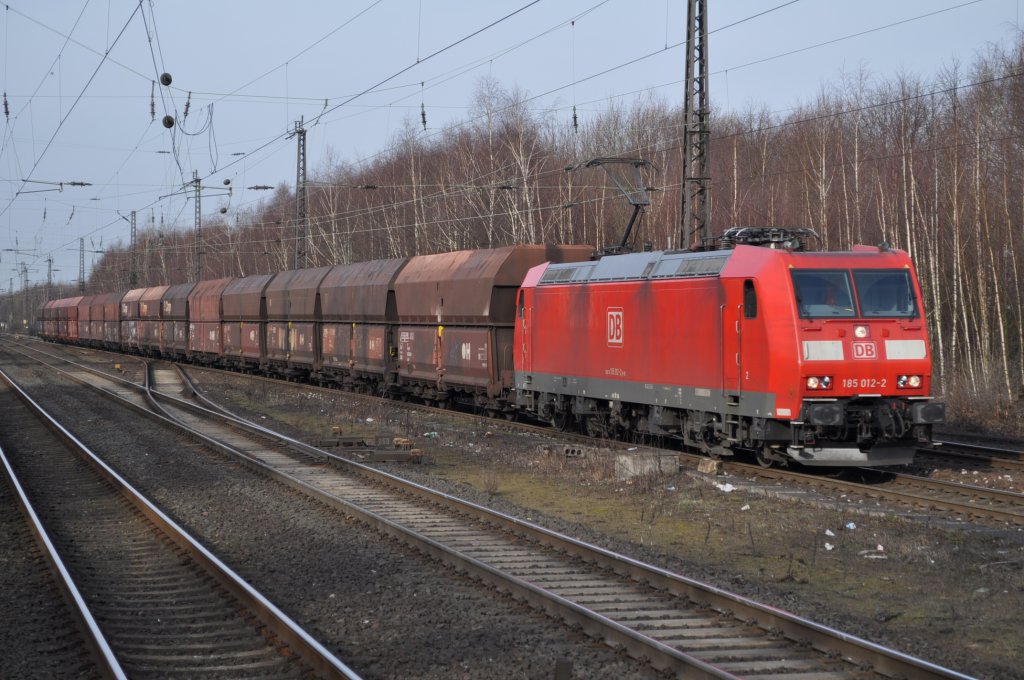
{"left": 774, "top": 248, "right": 945, "bottom": 466}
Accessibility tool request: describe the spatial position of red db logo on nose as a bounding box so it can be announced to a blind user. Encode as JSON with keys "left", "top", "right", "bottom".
{"left": 852, "top": 341, "right": 877, "bottom": 359}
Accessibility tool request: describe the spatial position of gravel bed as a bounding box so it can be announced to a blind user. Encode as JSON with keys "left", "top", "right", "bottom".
{"left": 4, "top": 356, "right": 664, "bottom": 679}
{"left": 0, "top": 436, "right": 100, "bottom": 678}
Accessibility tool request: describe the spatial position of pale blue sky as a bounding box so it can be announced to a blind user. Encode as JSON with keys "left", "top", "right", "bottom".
{"left": 1, "top": 0, "right": 1019, "bottom": 288}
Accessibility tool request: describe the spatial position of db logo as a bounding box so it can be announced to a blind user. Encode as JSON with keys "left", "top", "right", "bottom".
{"left": 852, "top": 341, "right": 877, "bottom": 359}
{"left": 607, "top": 308, "right": 624, "bottom": 346}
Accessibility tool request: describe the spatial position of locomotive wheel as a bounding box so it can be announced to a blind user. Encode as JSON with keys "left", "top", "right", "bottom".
{"left": 552, "top": 410, "right": 574, "bottom": 432}
{"left": 585, "top": 415, "right": 609, "bottom": 439}
{"left": 756, "top": 446, "right": 786, "bottom": 468}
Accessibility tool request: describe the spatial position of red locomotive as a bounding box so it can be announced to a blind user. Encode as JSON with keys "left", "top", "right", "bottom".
{"left": 515, "top": 228, "right": 944, "bottom": 466}
{"left": 39, "top": 229, "right": 944, "bottom": 466}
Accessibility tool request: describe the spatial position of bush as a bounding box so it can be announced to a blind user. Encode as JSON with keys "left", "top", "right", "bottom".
{"left": 943, "top": 366, "right": 1024, "bottom": 437}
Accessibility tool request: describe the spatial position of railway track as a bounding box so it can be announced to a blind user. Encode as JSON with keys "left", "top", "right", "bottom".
{"left": 13, "top": 337, "right": 1023, "bottom": 527}
{"left": 922, "top": 438, "right": 1024, "bottom": 472}
{"left": 0, "top": 363, "right": 359, "bottom": 679}
{"left": 0, "top": 445, "right": 103, "bottom": 678}
{"left": 179, "top": 354, "right": 1024, "bottom": 526}
{"left": 728, "top": 464, "right": 1024, "bottom": 526}
{"left": 3, "top": 338, "right": 973, "bottom": 679}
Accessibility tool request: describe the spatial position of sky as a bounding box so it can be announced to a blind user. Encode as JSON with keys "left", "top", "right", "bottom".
{"left": 1, "top": 0, "right": 1020, "bottom": 290}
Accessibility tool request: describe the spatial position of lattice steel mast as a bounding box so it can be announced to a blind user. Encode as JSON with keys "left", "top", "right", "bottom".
{"left": 292, "top": 118, "right": 308, "bottom": 270}
{"left": 129, "top": 210, "right": 137, "bottom": 287}
{"left": 681, "top": 0, "right": 710, "bottom": 250}
{"left": 193, "top": 171, "right": 202, "bottom": 280}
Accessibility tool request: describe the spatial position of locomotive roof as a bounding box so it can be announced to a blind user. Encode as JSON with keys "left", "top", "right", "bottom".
{"left": 538, "top": 249, "right": 731, "bottom": 285}
{"left": 536, "top": 244, "right": 912, "bottom": 286}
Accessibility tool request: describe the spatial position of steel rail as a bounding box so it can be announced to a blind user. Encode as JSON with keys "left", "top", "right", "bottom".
{"left": 741, "top": 464, "right": 1024, "bottom": 525}
{"left": 0, "top": 357, "right": 362, "bottom": 680}
{"left": 0, "top": 434, "right": 127, "bottom": 680}
{"left": 926, "top": 439, "right": 1024, "bottom": 470}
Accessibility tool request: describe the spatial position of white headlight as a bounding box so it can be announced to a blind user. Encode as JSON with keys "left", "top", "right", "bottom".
{"left": 908, "top": 375, "right": 922, "bottom": 388}
{"left": 854, "top": 325, "right": 869, "bottom": 338}
{"left": 806, "top": 376, "right": 820, "bottom": 389}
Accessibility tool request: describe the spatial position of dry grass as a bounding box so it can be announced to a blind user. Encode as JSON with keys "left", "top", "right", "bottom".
{"left": 479, "top": 467, "right": 501, "bottom": 497}
{"left": 943, "top": 367, "right": 1024, "bottom": 437}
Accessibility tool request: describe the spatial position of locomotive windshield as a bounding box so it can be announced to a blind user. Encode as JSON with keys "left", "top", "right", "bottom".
{"left": 792, "top": 270, "right": 855, "bottom": 317}
{"left": 853, "top": 269, "right": 918, "bottom": 318}
{"left": 792, "top": 268, "right": 918, "bottom": 319}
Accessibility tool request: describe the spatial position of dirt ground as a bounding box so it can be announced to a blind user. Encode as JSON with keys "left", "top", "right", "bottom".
{"left": 194, "top": 371, "right": 1024, "bottom": 679}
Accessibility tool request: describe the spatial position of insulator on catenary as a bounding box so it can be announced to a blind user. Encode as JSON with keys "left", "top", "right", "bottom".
{"left": 149, "top": 81, "right": 155, "bottom": 121}
{"left": 3, "top": 92, "right": 9, "bottom": 121}
{"left": 420, "top": 82, "right": 426, "bottom": 131}
{"left": 572, "top": 105, "right": 578, "bottom": 133}
{"left": 183, "top": 91, "right": 191, "bottom": 120}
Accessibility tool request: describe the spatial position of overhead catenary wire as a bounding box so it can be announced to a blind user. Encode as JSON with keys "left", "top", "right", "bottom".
{"left": 0, "top": 0, "right": 834, "bottom": 230}
{"left": 139, "top": 0, "right": 185, "bottom": 184}
{"left": 0, "top": 0, "right": 143, "bottom": 221}
{"left": 2, "top": 0, "right": 1001, "bottom": 286}
{"left": 0, "top": 0, "right": 92, "bottom": 174}
{"left": 30, "top": 53, "right": 1019, "bottom": 284}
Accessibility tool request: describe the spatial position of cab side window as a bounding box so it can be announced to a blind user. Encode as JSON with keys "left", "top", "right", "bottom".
{"left": 743, "top": 280, "right": 757, "bottom": 319}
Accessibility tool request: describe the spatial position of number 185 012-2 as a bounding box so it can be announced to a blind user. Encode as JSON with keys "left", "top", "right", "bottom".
{"left": 841, "top": 377, "right": 887, "bottom": 389}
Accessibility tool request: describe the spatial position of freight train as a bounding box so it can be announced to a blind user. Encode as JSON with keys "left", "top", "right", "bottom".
{"left": 38, "top": 228, "right": 945, "bottom": 467}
